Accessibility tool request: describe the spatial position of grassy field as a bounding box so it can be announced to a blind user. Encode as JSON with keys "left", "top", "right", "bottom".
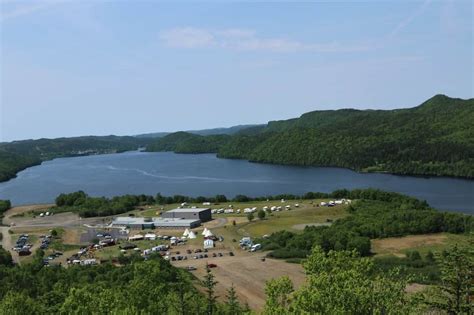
{"left": 371, "top": 233, "right": 473, "bottom": 257}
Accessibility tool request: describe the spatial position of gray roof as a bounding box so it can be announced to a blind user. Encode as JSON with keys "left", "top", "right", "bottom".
{"left": 166, "top": 208, "right": 210, "bottom": 213}
{"left": 112, "top": 217, "right": 200, "bottom": 227}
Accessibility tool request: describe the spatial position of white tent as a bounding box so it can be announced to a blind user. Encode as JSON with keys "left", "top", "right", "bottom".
{"left": 187, "top": 231, "right": 196, "bottom": 239}
{"left": 201, "top": 228, "right": 209, "bottom": 236}
{"left": 183, "top": 229, "right": 190, "bottom": 237}
{"left": 204, "top": 229, "right": 213, "bottom": 237}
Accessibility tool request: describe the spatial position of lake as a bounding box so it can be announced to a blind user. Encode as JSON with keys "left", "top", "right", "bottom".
{"left": 0, "top": 151, "right": 472, "bottom": 214}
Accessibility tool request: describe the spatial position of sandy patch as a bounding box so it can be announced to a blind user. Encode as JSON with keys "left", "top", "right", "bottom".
{"left": 372, "top": 234, "right": 448, "bottom": 256}
{"left": 173, "top": 250, "right": 305, "bottom": 311}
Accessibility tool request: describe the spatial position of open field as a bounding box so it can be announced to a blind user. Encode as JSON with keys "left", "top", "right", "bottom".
{"left": 371, "top": 233, "right": 473, "bottom": 257}
{"left": 173, "top": 250, "right": 306, "bottom": 311}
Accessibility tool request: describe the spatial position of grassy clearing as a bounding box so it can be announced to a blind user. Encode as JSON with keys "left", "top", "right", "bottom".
{"left": 371, "top": 233, "right": 473, "bottom": 257}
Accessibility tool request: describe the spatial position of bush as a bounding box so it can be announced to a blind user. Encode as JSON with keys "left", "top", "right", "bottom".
{"left": 0, "top": 200, "right": 11, "bottom": 215}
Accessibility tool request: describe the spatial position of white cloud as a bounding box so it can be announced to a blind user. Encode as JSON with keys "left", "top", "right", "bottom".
{"left": 0, "top": 0, "right": 65, "bottom": 22}
{"left": 159, "top": 27, "right": 215, "bottom": 48}
{"left": 159, "top": 27, "right": 371, "bottom": 53}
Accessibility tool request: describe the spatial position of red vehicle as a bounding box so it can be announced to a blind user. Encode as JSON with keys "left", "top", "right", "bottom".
{"left": 207, "top": 263, "right": 217, "bottom": 268}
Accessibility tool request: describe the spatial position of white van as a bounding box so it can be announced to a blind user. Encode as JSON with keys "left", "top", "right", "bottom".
{"left": 250, "top": 244, "right": 262, "bottom": 252}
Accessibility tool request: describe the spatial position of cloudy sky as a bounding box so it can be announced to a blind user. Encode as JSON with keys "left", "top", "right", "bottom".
{"left": 1, "top": 0, "right": 472, "bottom": 141}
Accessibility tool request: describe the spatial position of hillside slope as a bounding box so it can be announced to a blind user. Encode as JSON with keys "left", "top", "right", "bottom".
{"left": 0, "top": 136, "right": 151, "bottom": 182}
{"left": 148, "top": 95, "right": 474, "bottom": 178}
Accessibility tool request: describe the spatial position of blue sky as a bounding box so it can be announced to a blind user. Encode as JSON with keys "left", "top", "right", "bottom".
{"left": 1, "top": 0, "right": 472, "bottom": 141}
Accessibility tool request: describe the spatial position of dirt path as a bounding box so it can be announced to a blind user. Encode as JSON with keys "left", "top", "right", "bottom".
{"left": 0, "top": 226, "right": 17, "bottom": 263}
{"left": 173, "top": 250, "right": 305, "bottom": 311}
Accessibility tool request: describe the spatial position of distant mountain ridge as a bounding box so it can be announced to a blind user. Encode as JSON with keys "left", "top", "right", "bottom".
{"left": 135, "top": 124, "right": 263, "bottom": 138}
{"left": 147, "top": 95, "right": 474, "bottom": 178}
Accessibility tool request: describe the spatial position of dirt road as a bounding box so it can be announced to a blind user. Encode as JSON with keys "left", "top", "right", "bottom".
{"left": 173, "top": 250, "right": 305, "bottom": 311}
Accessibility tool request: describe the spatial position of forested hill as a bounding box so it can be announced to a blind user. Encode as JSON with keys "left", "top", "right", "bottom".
{"left": 147, "top": 95, "right": 474, "bottom": 178}
{"left": 136, "top": 124, "right": 262, "bottom": 138}
{"left": 146, "top": 132, "right": 230, "bottom": 153}
{"left": 0, "top": 136, "right": 151, "bottom": 182}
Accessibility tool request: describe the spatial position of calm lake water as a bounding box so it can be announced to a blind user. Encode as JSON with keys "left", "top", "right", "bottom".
{"left": 0, "top": 151, "right": 472, "bottom": 214}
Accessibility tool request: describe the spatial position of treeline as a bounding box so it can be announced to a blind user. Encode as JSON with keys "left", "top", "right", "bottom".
{"left": 0, "top": 200, "right": 11, "bottom": 216}
{"left": 147, "top": 95, "right": 474, "bottom": 178}
{"left": 146, "top": 132, "right": 230, "bottom": 153}
{"left": 259, "top": 191, "right": 472, "bottom": 258}
{"left": 54, "top": 191, "right": 155, "bottom": 218}
{"left": 54, "top": 188, "right": 427, "bottom": 218}
{"left": 0, "top": 248, "right": 249, "bottom": 314}
{"left": 0, "top": 151, "right": 41, "bottom": 182}
{"left": 0, "top": 136, "right": 151, "bottom": 182}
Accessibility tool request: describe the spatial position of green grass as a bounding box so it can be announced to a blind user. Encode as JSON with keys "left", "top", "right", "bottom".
{"left": 239, "top": 205, "right": 347, "bottom": 237}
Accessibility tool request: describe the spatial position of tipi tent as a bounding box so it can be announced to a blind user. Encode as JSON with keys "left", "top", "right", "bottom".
{"left": 183, "top": 229, "right": 190, "bottom": 237}
{"left": 187, "top": 231, "right": 196, "bottom": 239}
{"left": 201, "top": 228, "right": 209, "bottom": 236}
{"left": 204, "top": 229, "right": 213, "bottom": 238}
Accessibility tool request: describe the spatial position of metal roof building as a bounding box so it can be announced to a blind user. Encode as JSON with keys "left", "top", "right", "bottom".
{"left": 162, "top": 208, "right": 212, "bottom": 222}
{"left": 111, "top": 217, "right": 201, "bottom": 229}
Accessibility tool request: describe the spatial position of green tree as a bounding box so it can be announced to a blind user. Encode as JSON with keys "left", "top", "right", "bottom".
{"left": 424, "top": 245, "right": 473, "bottom": 314}
{"left": 257, "top": 209, "right": 266, "bottom": 220}
{"left": 263, "top": 276, "right": 294, "bottom": 314}
{"left": 225, "top": 284, "right": 242, "bottom": 315}
{"left": 0, "top": 199, "right": 11, "bottom": 214}
{"left": 51, "top": 229, "right": 58, "bottom": 237}
{"left": 264, "top": 246, "right": 418, "bottom": 314}
{"left": 0, "top": 246, "right": 13, "bottom": 266}
{"left": 247, "top": 212, "right": 254, "bottom": 222}
{"left": 0, "top": 292, "right": 44, "bottom": 315}
{"left": 202, "top": 266, "right": 218, "bottom": 315}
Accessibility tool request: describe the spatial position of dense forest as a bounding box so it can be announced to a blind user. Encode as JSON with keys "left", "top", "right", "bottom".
{"left": 0, "top": 249, "right": 251, "bottom": 314}
{"left": 147, "top": 95, "right": 474, "bottom": 178}
{"left": 146, "top": 132, "right": 231, "bottom": 153}
{"left": 0, "top": 136, "right": 151, "bottom": 182}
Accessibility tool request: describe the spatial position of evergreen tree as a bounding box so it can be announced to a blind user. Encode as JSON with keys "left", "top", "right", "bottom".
{"left": 202, "top": 266, "right": 218, "bottom": 315}
{"left": 226, "top": 284, "right": 242, "bottom": 315}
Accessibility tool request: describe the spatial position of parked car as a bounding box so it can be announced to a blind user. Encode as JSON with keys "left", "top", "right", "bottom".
{"left": 207, "top": 263, "right": 217, "bottom": 268}
{"left": 186, "top": 266, "right": 197, "bottom": 271}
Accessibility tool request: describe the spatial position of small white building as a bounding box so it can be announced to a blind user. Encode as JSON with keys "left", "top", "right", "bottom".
{"left": 204, "top": 239, "right": 214, "bottom": 249}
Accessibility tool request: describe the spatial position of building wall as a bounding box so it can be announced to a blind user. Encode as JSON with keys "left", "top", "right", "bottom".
{"left": 162, "top": 209, "right": 212, "bottom": 222}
